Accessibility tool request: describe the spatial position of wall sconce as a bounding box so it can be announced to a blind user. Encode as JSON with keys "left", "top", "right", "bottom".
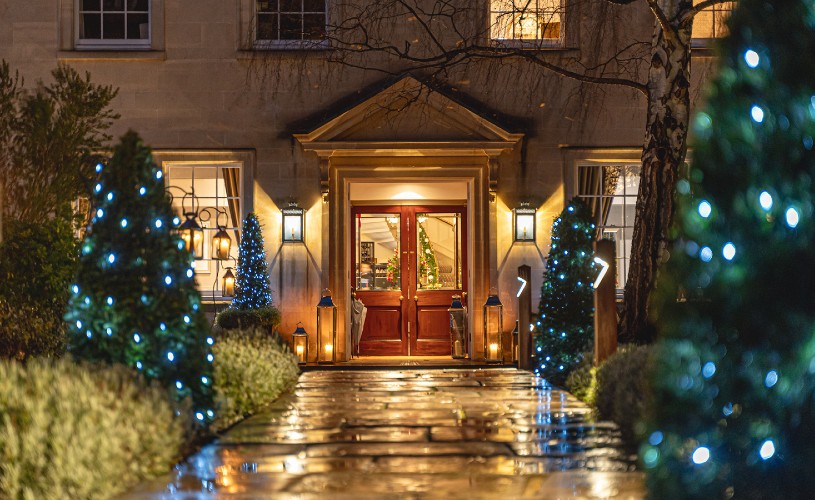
{"left": 221, "top": 267, "right": 236, "bottom": 297}
{"left": 282, "top": 202, "right": 305, "bottom": 243}
{"left": 514, "top": 202, "right": 536, "bottom": 242}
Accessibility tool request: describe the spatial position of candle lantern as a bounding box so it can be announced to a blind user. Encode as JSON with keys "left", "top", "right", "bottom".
{"left": 222, "top": 267, "right": 236, "bottom": 297}
{"left": 282, "top": 202, "right": 305, "bottom": 243}
{"left": 448, "top": 295, "right": 468, "bottom": 359}
{"left": 212, "top": 226, "right": 232, "bottom": 260}
{"left": 179, "top": 212, "right": 204, "bottom": 258}
{"left": 483, "top": 288, "right": 504, "bottom": 363}
{"left": 316, "top": 288, "right": 337, "bottom": 364}
{"left": 292, "top": 322, "right": 308, "bottom": 365}
{"left": 513, "top": 202, "right": 536, "bottom": 242}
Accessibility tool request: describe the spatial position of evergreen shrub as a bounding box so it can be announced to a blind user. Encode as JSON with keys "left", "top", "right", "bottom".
{"left": 215, "top": 305, "right": 281, "bottom": 331}
{"left": 212, "top": 328, "right": 299, "bottom": 431}
{"left": 595, "top": 344, "right": 653, "bottom": 443}
{"left": 565, "top": 354, "right": 597, "bottom": 407}
{"left": 0, "top": 359, "right": 184, "bottom": 498}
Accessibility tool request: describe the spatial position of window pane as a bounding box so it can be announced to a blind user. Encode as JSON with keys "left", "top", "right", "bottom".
{"left": 103, "top": 13, "right": 126, "bottom": 38}
{"left": 303, "top": 0, "right": 324, "bottom": 12}
{"left": 126, "top": 13, "right": 149, "bottom": 39}
{"left": 416, "top": 213, "right": 461, "bottom": 290}
{"left": 130, "top": 0, "right": 149, "bottom": 11}
{"left": 81, "top": 14, "right": 102, "bottom": 38}
{"left": 103, "top": 0, "right": 125, "bottom": 11}
{"left": 303, "top": 14, "right": 325, "bottom": 39}
{"left": 257, "top": 0, "right": 278, "bottom": 12}
{"left": 280, "top": 13, "right": 302, "bottom": 39}
{"left": 280, "top": 0, "right": 301, "bottom": 12}
{"left": 356, "top": 214, "right": 400, "bottom": 291}
{"left": 82, "top": 0, "right": 100, "bottom": 11}
{"left": 257, "top": 13, "right": 278, "bottom": 40}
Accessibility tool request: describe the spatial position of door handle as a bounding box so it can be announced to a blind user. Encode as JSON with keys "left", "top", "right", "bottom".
{"left": 462, "top": 292, "right": 467, "bottom": 300}
{"left": 399, "top": 295, "right": 404, "bottom": 301}
{"left": 414, "top": 295, "right": 418, "bottom": 302}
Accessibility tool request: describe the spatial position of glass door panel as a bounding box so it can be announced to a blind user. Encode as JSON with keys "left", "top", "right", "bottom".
{"left": 415, "top": 213, "right": 461, "bottom": 290}
{"left": 355, "top": 213, "right": 401, "bottom": 291}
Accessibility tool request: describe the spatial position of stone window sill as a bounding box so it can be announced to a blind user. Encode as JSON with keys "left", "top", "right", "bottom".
{"left": 57, "top": 50, "right": 166, "bottom": 62}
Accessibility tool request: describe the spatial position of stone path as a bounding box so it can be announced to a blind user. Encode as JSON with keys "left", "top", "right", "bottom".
{"left": 126, "top": 368, "right": 645, "bottom": 498}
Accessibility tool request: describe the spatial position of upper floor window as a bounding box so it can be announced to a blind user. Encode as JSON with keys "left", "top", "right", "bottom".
{"left": 692, "top": 0, "right": 733, "bottom": 45}
{"left": 490, "top": 0, "right": 562, "bottom": 45}
{"left": 78, "top": 0, "right": 151, "bottom": 49}
{"left": 256, "top": 0, "right": 327, "bottom": 47}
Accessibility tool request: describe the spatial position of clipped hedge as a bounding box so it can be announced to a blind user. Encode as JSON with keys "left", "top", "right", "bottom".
{"left": 212, "top": 327, "right": 299, "bottom": 431}
{"left": 0, "top": 359, "right": 185, "bottom": 498}
{"left": 215, "top": 305, "right": 281, "bottom": 331}
{"left": 594, "top": 344, "right": 653, "bottom": 443}
{"left": 565, "top": 353, "right": 596, "bottom": 407}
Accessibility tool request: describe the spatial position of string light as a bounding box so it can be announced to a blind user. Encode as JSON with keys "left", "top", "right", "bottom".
{"left": 751, "top": 105, "right": 765, "bottom": 123}
{"left": 692, "top": 447, "right": 710, "bottom": 465}
{"left": 786, "top": 207, "right": 800, "bottom": 228}
{"left": 759, "top": 440, "right": 775, "bottom": 460}
{"left": 744, "top": 49, "right": 760, "bottom": 68}
{"left": 759, "top": 191, "right": 773, "bottom": 210}
{"left": 698, "top": 200, "right": 712, "bottom": 218}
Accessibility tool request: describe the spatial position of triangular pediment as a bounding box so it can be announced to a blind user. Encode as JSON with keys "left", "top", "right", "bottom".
{"left": 294, "top": 76, "right": 523, "bottom": 157}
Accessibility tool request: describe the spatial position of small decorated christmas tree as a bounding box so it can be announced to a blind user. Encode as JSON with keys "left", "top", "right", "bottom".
{"left": 645, "top": 0, "right": 815, "bottom": 496}
{"left": 534, "top": 198, "right": 596, "bottom": 386}
{"left": 66, "top": 131, "right": 213, "bottom": 423}
{"left": 417, "top": 221, "right": 439, "bottom": 289}
{"left": 232, "top": 213, "right": 273, "bottom": 310}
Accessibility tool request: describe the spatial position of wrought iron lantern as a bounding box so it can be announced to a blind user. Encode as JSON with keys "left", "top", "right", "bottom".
{"left": 179, "top": 212, "right": 204, "bottom": 258}
{"left": 212, "top": 226, "right": 232, "bottom": 260}
{"left": 316, "top": 288, "right": 336, "bottom": 364}
{"left": 514, "top": 202, "right": 536, "bottom": 242}
{"left": 483, "top": 288, "right": 504, "bottom": 363}
{"left": 282, "top": 202, "right": 305, "bottom": 243}
{"left": 221, "top": 267, "right": 236, "bottom": 297}
{"left": 448, "top": 295, "right": 468, "bottom": 359}
{"left": 292, "top": 322, "right": 308, "bottom": 365}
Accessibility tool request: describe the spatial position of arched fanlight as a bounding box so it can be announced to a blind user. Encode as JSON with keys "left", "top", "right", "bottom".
{"left": 222, "top": 267, "right": 236, "bottom": 297}
{"left": 212, "top": 226, "right": 231, "bottom": 260}
{"left": 179, "top": 212, "right": 204, "bottom": 258}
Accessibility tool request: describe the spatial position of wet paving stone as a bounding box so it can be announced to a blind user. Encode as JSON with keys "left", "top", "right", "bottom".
{"left": 125, "top": 368, "right": 645, "bottom": 498}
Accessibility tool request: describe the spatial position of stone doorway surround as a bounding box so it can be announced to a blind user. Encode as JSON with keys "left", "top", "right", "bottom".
{"left": 294, "top": 76, "right": 523, "bottom": 362}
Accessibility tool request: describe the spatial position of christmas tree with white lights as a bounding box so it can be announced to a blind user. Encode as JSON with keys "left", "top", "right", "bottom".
{"left": 534, "top": 198, "right": 596, "bottom": 386}
{"left": 645, "top": 0, "right": 815, "bottom": 496}
{"left": 66, "top": 131, "right": 214, "bottom": 424}
{"left": 232, "top": 213, "right": 273, "bottom": 310}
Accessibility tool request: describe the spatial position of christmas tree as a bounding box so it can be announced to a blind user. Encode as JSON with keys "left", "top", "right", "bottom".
{"left": 644, "top": 0, "right": 815, "bottom": 496}
{"left": 66, "top": 131, "right": 213, "bottom": 424}
{"left": 534, "top": 198, "right": 596, "bottom": 386}
{"left": 417, "top": 220, "right": 439, "bottom": 289}
{"left": 232, "top": 213, "right": 273, "bottom": 310}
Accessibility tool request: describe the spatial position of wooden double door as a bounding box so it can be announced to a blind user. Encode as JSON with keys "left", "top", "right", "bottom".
{"left": 352, "top": 205, "right": 467, "bottom": 356}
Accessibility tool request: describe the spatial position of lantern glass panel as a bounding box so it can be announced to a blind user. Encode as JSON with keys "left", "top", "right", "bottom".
{"left": 222, "top": 268, "right": 236, "bottom": 297}
{"left": 316, "top": 289, "right": 336, "bottom": 363}
{"left": 282, "top": 207, "right": 304, "bottom": 242}
{"left": 180, "top": 215, "right": 204, "bottom": 258}
{"left": 212, "top": 228, "right": 231, "bottom": 260}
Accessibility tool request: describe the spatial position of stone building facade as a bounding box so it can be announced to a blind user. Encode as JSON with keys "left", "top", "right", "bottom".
{"left": 0, "top": 0, "right": 723, "bottom": 361}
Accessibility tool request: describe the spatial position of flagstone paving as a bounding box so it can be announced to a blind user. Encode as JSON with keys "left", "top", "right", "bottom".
{"left": 126, "top": 368, "right": 645, "bottom": 498}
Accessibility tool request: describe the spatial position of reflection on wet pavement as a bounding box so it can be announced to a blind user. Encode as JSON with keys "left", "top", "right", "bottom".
{"left": 125, "top": 368, "right": 645, "bottom": 498}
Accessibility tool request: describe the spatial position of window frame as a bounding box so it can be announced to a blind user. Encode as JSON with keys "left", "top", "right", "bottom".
{"left": 253, "top": 0, "right": 330, "bottom": 50}
{"left": 691, "top": 0, "right": 734, "bottom": 48}
{"left": 488, "top": 0, "right": 565, "bottom": 49}
{"left": 75, "top": 0, "right": 153, "bottom": 50}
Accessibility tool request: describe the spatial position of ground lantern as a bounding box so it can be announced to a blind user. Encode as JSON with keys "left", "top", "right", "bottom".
{"left": 292, "top": 322, "right": 308, "bottom": 365}
{"left": 448, "top": 295, "right": 467, "bottom": 359}
{"left": 316, "top": 289, "right": 337, "bottom": 364}
{"left": 483, "top": 288, "right": 503, "bottom": 363}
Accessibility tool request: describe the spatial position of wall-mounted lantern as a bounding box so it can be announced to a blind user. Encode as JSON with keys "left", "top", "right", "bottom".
{"left": 212, "top": 226, "right": 232, "bottom": 260}
{"left": 282, "top": 202, "right": 305, "bottom": 243}
{"left": 514, "top": 202, "right": 536, "bottom": 242}
{"left": 448, "top": 295, "right": 468, "bottom": 359}
{"left": 292, "top": 322, "right": 308, "bottom": 365}
{"left": 483, "top": 288, "right": 504, "bottom": 363}
{"left": 221, "top": 267, "right": 236, "bottom": 297}
{"left": 316, "top": 288, "right": 336, "bottom": 364}
{"left": 179, "top": 212, "right": 204, "bottom": 258}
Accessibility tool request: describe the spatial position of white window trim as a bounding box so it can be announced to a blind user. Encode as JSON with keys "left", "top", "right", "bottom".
{"left": 152, "top": 150, "right": 255, "bottom": 302}
{"left": 75, "top": 0, "right": 152, "bottom": 50}
{"left": 488, "top": 0, "right": 565, "bottom": 48}
{"left": 253, "top": 0, "right": 329, "bottom": 50}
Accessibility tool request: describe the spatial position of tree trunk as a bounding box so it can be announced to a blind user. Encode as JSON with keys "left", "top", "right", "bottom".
{"left": 619, "top": 7, "right": 692, "bottom": 344}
